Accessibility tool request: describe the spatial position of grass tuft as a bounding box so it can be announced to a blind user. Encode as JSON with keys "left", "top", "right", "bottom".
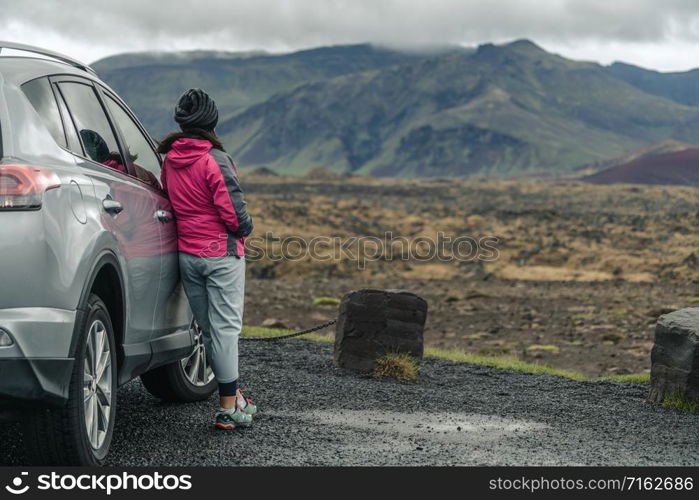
{"left": 312, "top": 296, "right": 341, "bottom": 306}
{"left": 373, "top": 353, "right": 420, "bottom": 381}
{"left": 662, "top": 392, "right": 699, "bottom": 414}
{"left": 242, "top": 325, "right": 291, "bottom": 338}
{"left": 600, "top": 372, "right": 651, "bottom": 384}
{"left": 302, "top": 332, "right": 335, "bottom": 343}
{"left": 241, "top": 326, "right": 651, "bottom": 384}
{"left": 242, "top": 325, "right": 334, "bottom": 343}
{"left": 424, "top": 347, "right": 586, "bottom": 380}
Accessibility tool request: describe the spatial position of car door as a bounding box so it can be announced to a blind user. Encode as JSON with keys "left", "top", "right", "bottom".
{"left": 97, "top": 87, "right": 192, "bottom": 367}
{"left": 52, "top": 77, "right": 164, "bottom": 380}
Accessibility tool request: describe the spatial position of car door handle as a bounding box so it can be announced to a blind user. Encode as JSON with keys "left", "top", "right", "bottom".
{"left": 154, "top": 210, "right": 172, "bottom": 223}
{"left": 102, "top": 198, "right": 123, "bottom": 215}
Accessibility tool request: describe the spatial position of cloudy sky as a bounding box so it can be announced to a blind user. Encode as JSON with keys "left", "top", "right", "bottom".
{"left": 2, "top": 0, "right": 698, "bottom": 71}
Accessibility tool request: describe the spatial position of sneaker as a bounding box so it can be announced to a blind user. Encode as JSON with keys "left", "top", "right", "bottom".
{"left": 238, "top": 390, "right": 258, "bottom": 417}
{"left": 215, "top": 408, "right": 253, "bottom": 430}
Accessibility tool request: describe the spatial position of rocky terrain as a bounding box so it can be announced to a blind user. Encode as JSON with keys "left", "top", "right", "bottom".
{"left": 241, "top": 175, "right": 699, "bottom": 377}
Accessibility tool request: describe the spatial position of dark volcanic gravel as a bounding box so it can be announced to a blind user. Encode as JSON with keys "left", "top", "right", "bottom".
{"left": 1, "top": 339, "right": 697, "bottom": 466}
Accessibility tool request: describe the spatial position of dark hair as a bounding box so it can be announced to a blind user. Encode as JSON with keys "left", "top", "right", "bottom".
{"left": 157, "top": 128, "right": 225, "bottom": 154}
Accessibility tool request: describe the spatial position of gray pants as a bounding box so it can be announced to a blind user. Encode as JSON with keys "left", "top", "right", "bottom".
{"left": 179, "top": 253, "right": 245, "bottom": 384}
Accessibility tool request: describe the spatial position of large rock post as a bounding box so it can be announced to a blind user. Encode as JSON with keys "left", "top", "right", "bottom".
{"left": 648, "top": 308, "right": 699, "bottom": 404}
{"left": 334, "top": 289, "right": 427, "bottom": 373}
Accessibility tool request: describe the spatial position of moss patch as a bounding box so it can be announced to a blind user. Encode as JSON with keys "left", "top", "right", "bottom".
{"left": 601, "top": 333, "right": 626, "bottom": 344}
{"left": 607, "top": 307, "right": 629, "bottom": 319}
{"left": 662, "top": 392, "right": 699, "bottom": 414}
{"left": 527, "top": 344, "right": 560, "bottom": 353}
{"left": 312, "top": 296, "right": 341, "bottom": 306}
{"left": 373, "top": 353, "right": 420, "bottom": 381}
{"left": 479, "top": 341, "right": 516, "bottom": 355}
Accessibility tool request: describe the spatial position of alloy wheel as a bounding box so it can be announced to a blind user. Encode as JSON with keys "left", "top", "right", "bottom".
{"left": 83, "top": 319, "right": 112, "bottom": 450}
{"left": 180, "top": 322, "right": 215, "bottom": 386}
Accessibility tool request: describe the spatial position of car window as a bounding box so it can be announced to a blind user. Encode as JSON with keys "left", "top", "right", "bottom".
{"left": 21, "top": 77, "right": 66, "bottom": 148}
{"left": 53, "top": 85, "right": 83, "bottom": 154}
{"left": 57, "top": 82, "right": 126, "bottom": 174}
{"left": 103, "top": 94, "right": 162, "bottom": 190}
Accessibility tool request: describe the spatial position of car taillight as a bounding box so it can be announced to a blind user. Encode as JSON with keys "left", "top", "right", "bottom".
{"left": 0, "top": 165, "right": 60, "bottom": 210}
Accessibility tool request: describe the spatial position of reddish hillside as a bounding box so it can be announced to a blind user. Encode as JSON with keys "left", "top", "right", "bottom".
{"left": 583, "top": 147, "right": 699, "bottom": 186}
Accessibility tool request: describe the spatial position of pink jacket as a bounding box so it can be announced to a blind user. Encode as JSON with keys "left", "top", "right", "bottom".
{"left": 161, "top": 138, "right": 253, "bottom": 257}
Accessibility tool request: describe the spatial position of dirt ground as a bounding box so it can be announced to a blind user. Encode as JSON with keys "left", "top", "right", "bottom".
{"left": 244, "top": 277, "right": 698, "bottom": 378}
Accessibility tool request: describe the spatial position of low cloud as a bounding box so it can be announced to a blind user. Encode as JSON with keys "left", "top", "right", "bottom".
{"left": 2, "top": 0, "right": 698, "bottom": 70}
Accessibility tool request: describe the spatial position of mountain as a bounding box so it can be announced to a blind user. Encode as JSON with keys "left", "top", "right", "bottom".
{"left": 218, "top": 40, "right": 699, "bottom": 176}
{"left": 609, "top": 62, "right": 699, "bottom": 107}
{"left": 94, "top": 41, "right": 699, "bottom": 178}
{"left": 93, "top": 44, "right": 452, "bottom": 139}
{"left": 583, "top": 145, "right": 699, "bottom": 186}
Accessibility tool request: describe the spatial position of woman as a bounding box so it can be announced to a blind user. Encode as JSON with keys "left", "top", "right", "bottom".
{"left": 158, "top": 88, "right": 256, "bottom": 430}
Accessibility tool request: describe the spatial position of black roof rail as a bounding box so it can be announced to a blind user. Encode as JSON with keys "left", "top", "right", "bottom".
{"left": 0, "top": 41, "right": 97, "bottom": 76}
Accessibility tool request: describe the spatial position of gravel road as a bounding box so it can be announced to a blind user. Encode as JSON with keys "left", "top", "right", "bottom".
{"left": 1, "top": 339, "right": 697, "bottom": 466}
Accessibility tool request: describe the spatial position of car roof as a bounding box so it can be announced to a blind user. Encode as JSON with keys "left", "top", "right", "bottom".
{"left": 0, "top": 56, "right": 107, "bottom": 88}
{"left": 0, "top": 55, "right": 129, "bottom": 113}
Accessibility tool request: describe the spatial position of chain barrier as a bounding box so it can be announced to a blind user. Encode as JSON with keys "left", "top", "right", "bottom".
{"left": 241, "top": 318, "right": 337, "bottom": 342}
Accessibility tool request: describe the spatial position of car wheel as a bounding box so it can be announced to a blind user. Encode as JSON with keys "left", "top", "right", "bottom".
{"left": 23, "top": 294, "right": 117, "bottom": 465}
{"left": 140, "top": 320, "right": 216, "bottom": 402}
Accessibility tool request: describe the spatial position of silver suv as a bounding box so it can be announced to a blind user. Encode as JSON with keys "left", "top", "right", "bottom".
{"left": 0, "top": 42, "right": 216, "bottom": 465}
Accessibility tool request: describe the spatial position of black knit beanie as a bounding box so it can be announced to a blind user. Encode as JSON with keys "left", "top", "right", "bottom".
{"left": 174, "top": 88, "right": 219, "bottom": 131}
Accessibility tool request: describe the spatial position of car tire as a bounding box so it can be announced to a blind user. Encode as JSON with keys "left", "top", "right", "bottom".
{"left": 140, "top": 321, "right": 217, "bottom": 402}
{"left": 23, "top": 294, "right": 117, "bottom": 465}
